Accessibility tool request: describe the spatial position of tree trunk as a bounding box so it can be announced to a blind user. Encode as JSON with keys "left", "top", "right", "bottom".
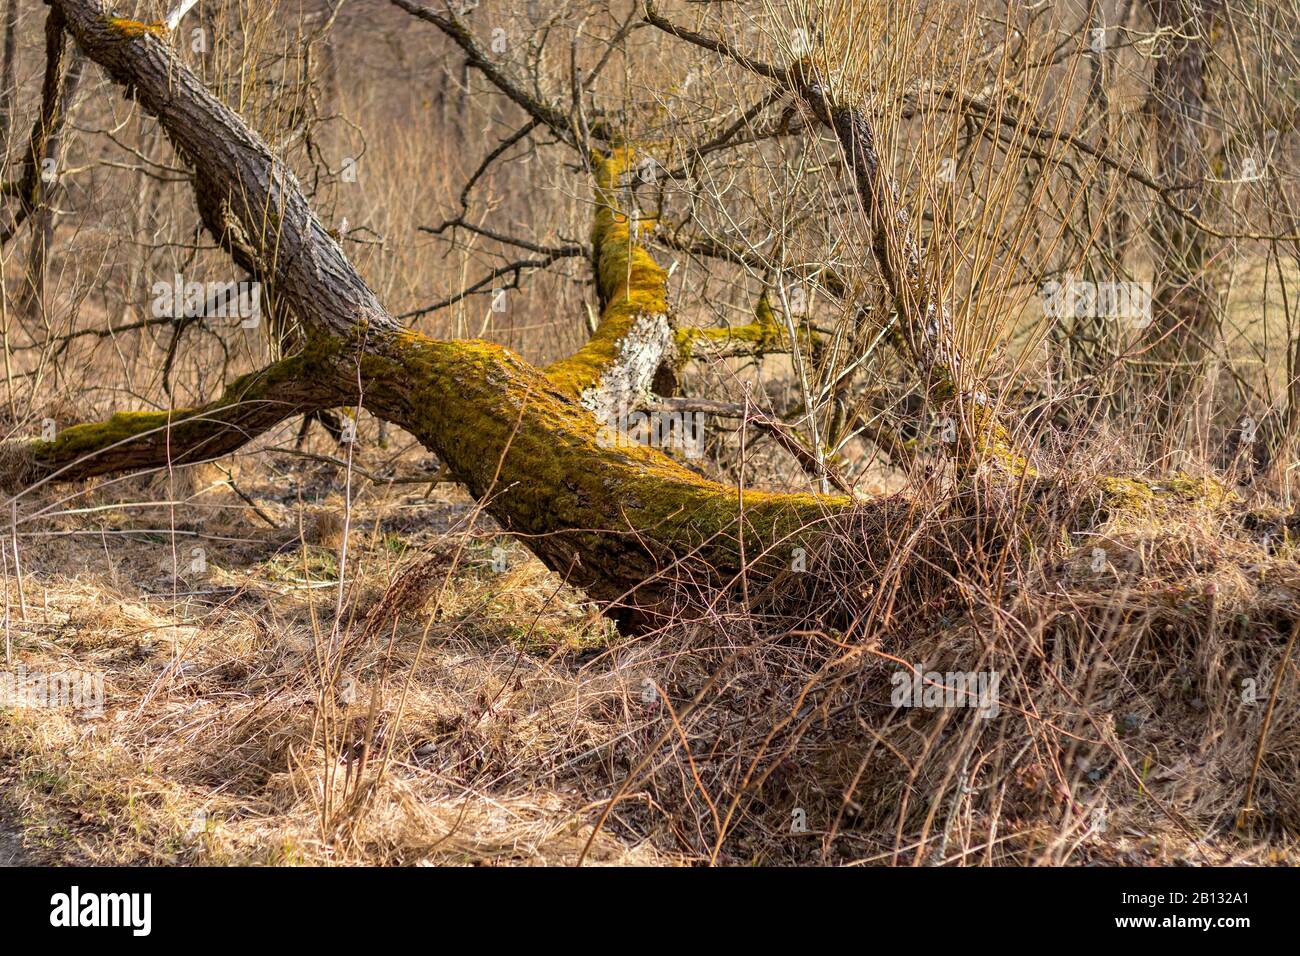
{"left": 1141, "top": 0, "right": 1223, "bottom": 422}
{"left": 20, "top": 51, "right": 83, "bottom": 318}
{"left": 6, "top": 0, "right": 865, "bottom": 628}
{"left": 1, "top": 0, "right": 1234, "bottom": 632}
{"left": 0, "top": 0, "right": 19, "bottom": 154}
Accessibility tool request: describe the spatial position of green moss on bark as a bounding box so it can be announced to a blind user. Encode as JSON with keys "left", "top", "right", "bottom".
{"left": 1094, "top": 473, "right": 1237, "bottom": 523}
{"left": 104, "top": 16, "right": 166, "bottom": 38}
{"left": 364, "top": 331, "right": 852, "bottom": 606}
{"left": 545, "top": 149, "right": 672, "bottom": 399}
{"left": 677, "top": 292, "right": 792, "bottom": 360}
{"left": 25, "top": 353, "right": 329, "bottom": 480}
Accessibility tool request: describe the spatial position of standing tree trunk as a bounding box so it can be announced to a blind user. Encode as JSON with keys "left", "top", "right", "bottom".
{"left": 1141, "top": 0, "right": 1223, "bottom": 426}
{"left": 0, "top": 0, "right": 19, "bottom": 156}
{"left": 20, "top": 51, "right": 83, "bottom": 319}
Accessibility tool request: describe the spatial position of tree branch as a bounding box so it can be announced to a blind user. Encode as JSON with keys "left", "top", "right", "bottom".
{"left": 391, "top": 0, "right": 585, "bottom": 144}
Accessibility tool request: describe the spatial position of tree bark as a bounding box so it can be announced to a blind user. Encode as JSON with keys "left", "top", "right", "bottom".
{"left": 17, "top": 352, "right": 346, "bottom": 483}
{"left": 0, "top": 0, "right": 18, "bottom": 154}
{"left": 1141, "top": 0, "right": 1223, "bottom": 419}
{"left": 20, "top": 50, "right": 83, "bottom": 317}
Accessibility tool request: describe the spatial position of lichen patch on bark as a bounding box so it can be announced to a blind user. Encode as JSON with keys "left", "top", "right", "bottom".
{"left": 546, "top": 148, "right": 675, "bottom": 407}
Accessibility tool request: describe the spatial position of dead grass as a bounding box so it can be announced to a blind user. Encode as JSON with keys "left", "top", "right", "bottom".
{"left": 0, "top": 433, "right": 681, "bottom": 864}
{"left": 0, "top": 423, "right": 1296, "bottom": 866}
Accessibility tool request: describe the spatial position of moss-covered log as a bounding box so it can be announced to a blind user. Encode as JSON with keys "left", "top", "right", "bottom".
{"left": 18, "top": 353, "right": 346, "bottom": 484}
{"left": 17, "top": 328, "right": 860, "bottom": 624}
{"left": 15, "top": 0, "right": 1223, "bottom": 632}
{"left": 0, "top": 0, "right": 864, "bottom": 628}
{"left": 364, "top": 331, "right": 857, "bottom": 619}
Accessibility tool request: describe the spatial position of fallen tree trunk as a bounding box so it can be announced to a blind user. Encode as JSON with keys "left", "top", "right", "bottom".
{"left": 8, "top": 0, "right": 1192, "bottom": 632}
{"left": 4, "top": 0, "right": 872, "bottom": 627}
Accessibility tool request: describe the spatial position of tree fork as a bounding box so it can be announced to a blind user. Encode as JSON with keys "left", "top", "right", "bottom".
{"left": 0, "top": 0, "right": 863, "bottom": 627}
{"left": 7, "top": 0, "right": 1232, "bottom": 631}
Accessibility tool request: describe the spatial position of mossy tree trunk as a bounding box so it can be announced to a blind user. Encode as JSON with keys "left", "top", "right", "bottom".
{"left": 2, "top": 0, "right": 1240, "bottom": 631}
{"left": 10, "top": 0, "right": 868, "bottom": 628}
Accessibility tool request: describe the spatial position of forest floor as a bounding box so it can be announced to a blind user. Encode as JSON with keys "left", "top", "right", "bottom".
{"left": 0, "top": 426, "right": 682, "bottom": 865}
{"left": 0, "top": 419, "right": 1297, "bottom": 866}
{"left": 0, "top": 815, "right": 27, "bottom": 865}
